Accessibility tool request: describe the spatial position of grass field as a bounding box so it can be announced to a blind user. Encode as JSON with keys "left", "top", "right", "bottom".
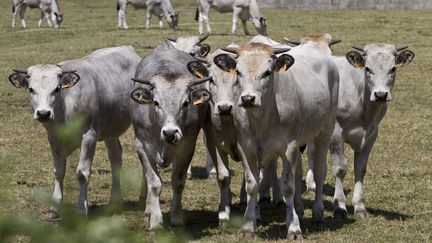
{"left": 0, "top": 0, "right": 431, "bottom": 241}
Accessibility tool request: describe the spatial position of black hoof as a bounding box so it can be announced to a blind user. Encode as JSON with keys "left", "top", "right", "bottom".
{"left": 333, "top": 208, "right": 348, "bottom": 220}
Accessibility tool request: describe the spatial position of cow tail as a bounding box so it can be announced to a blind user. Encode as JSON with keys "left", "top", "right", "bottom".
{"left": 195, "top": 7, "right": 199, "bottom": 21}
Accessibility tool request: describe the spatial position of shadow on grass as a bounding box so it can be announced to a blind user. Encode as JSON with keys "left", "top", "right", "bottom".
{"left": 189, "top": 166, "right": 209, "bottom": 180}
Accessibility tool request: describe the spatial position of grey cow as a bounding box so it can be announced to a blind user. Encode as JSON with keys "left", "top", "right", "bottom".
{"left": 216, "top": 42, "right": 339, "bottom": 239}
{"left": 306, "top": 44, "right": 415, "bottom": 219}
{"left": 12, "top": 0, "right": 62, "bottom": 28}
{"left": 8, "top": 46, "right": 141, "bottom": 217}
{"left": 130, "top": 42, "right": 212, "bottom": 230}
{"left": 196, "top": 0, "right": 267, "bottom": 35}
{"left": 117, "top": 0, "right": 178, "bottom": 30}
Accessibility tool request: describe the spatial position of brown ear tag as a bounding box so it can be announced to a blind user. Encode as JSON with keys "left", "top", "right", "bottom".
{"left": 230, "top": 68, "right": 236, "bottom": 76}
{"left": 192, "top": 97, "right": 203, "bottom": 105}
{"left": 278, "top": 64, "right": 287, "bottom": 73}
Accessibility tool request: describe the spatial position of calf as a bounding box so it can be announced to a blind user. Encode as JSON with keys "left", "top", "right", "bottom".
{"left": 12, "top": 0, "right": 62, "bottom": 28}
{"left": 8, "top": 46, "right": 141, "bottom": 217}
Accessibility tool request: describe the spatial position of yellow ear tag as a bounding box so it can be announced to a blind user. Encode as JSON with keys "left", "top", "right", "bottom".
{"left": 230, "top": 68, "right": 236, "bottom": 76}
{"left": 192, "top": 97, "right": 202, "bottom": 105}
{"left": 60, "top": 83, "right": 73, "bottom": 89}
{"left": 355, "top": 63, "right": 364, "bottom": 69}
{"left": 278, "top": 64, "right": 287, "bottom": 73}
{"left": 394, "top": 63, "right": 403, "bottom": 68}
{"left": 195, "top": 71, "right": 204, "bottom": 78}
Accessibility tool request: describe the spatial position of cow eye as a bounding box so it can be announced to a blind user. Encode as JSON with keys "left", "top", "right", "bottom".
{"left": 236, "top": 70, "right": 242, "bottom": 77}
{"left": 29, "top": 87, "right": 35, "bottom": 94}
{"left": 153, "top": 100, "right": 160, "bottom": 107}
{"left": 182, "top": 101, "right": 189, "bottom": 108}
{"left": 365, "top": 67, "right": 374, "bottom": 75}
{"left": 54, "top": 86, "right": 60, "bottom": 93}
{"left": 261, "top": 70, "right": 272, "bottom": 78}
{"left": 389, "top": 67, "right": 396, "bottom": 74}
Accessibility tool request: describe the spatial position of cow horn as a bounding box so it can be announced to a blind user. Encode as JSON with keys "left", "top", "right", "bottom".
{"left": 194, "top": 56, "right": 209, "bottom": 64}
{"left": 61, "top": 70, "right": 77, "bottom": 74}
{"left": 329, "top": 39, "right": 342, "bottom": 46}
{"left": 221, "top": 47, "right": 238, "bottom": 54}
{"left": 167, "top": 37, "right": 177, "bottom": 42}
{"left": 352, "top": 45, "right": 364, "bottom": 52}
{"left": 198, "top": 34, "right": 209, "bottom": 43}
{"left": 395, "top": 45, "right": 409, "bottom": 52}
{"left": 132, "top": 78, "right": 154, "bottom": 87}
{"left": 189, "top": 76, "right": 212, "bottom": 87}
{"left": 13, "top": 68, "right": 28, "bottom": 74}
{"left": 284, "top": 38, "right": 301, "bottom": 46}
{"left": 273, "top": 48, "right": 291, "bottom": 55}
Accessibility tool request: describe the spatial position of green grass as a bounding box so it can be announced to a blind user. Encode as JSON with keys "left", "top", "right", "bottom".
{"left": 1, "top": 0, "right": 431, "bottom": 241}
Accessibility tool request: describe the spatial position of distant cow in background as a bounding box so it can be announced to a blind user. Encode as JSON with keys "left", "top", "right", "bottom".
{"left": 12, "top": 0, "right": 62, "bottom": 28}
{"left": 117, "top": 0, "right": 178, "bottom": 30}
{"left": 8, "top": 46, "right": 141, "bottom": 218}
{"left": 196, "top": 0, "right": 267, "bottom": 35}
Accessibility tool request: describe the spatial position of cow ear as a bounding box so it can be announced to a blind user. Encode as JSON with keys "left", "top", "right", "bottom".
{"left": 8, "top": 72, "right": 29, "bottom": 88}
{"left": 274, "top": 54, "right": 295, "bottom": 73}
{"left": 395, "top": 50, "right": 415, "bottom": 68}
{"left": 58, "top": 72, "right": 80, "bottom": 89}
{"left": 199, "top": 44, "right": 211, "bottom": 57}
{"left": 214, "top": 54, "right": 237, "bottom": 74}
{"left": 346, "top": 51, "right": 365, "bottom": 68}
{"left": 187, "top": 60, "right": 209, "bottom": 78}
{"left": 190, "top": 89, "right": 211, "bottom": 106}
{"left": 131, "top": 88, "right": 153, "bottom": 104}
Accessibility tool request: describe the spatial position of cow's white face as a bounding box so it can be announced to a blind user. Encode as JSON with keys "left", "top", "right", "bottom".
{"left": 8, "top": 65, "right": 80, "bottom": 122}
{"left": 131, "top": 61, "right": 211, "bottom": 146}
{"left": 346, "top": 44, "right": 415, "bottom": 102}
{"left": 252, "top": 17, "right": 267, "bottom": 36}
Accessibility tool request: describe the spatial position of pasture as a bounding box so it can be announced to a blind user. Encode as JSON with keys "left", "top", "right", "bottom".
{"left": 0, "top": 0, "right": 431, "bottom": 241}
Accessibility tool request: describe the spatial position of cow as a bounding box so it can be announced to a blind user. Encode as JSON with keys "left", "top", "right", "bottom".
{"left": 214, "top": 42, "right": 339, "bottom": 239}
{"left": 130, "top": 42, "right": 212, "bottom": 230}
{"left": 8, "top": 46, "right": 141, "bottom": 218}
{"left": 166, "top": 35, "right": 211, "bottom": 58}
{"left": 117, "top": 0, "right": 178, "bottom": 30}
{"left": 305, "top": 44, "right": 415, "bottom": 219}
{"left": 196, "top": 0, "right": 267, "bottom": 36}
{"left": 12, "top": 0, "right": 62, "bottom": 28}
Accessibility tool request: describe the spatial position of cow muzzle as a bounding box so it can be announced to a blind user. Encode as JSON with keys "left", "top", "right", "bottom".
{"left": 240, "top": 95, "right": 256, "bottom": 108}
{"left": 35, "top": 109, "right": 53, "bottom": 122}
{"left": 216, "top": 103, "right": 233, "bottom": 116}
{"left": 371, "top": 91, "right": 391, "bottom": 102}
{"left": 161, "top": 128, "right": 183, "bottom": 145}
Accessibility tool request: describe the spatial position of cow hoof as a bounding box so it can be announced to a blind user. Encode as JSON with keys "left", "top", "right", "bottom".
{"left": 312, "top": 210, "right": 324, "bottom": 224}
{"left": 333, "top": 208, "right": 348, "bottom": 220}
{"left": 287, "top": 232, "right": 303, "bottom": 241}
{"left": 47, "top": 210, "right": 60, "bottom": 220}
{"left": 354, "top": 210, "right": 368, "bottom": 219}
{"left": 258, "top": 197, "right": 270, "bottom": 204}
{"left": 255, "top": 218, "right": 262, "bottom": 226}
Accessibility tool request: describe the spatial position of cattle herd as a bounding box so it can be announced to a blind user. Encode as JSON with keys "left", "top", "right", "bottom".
{"left": 8, "top": 0, "right": 416, "bottom": 240}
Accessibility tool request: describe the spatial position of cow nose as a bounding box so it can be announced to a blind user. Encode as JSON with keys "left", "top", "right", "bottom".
{"left": 162, "top": 129, "right": 181, "bottom": 145}
{"left": 218, "top": 104, "right": 233, "bottom": 115}
{"left": 36, "top": 110, "right": 51, "bottom": 120}
{"left": 241, "top": 95, "right": 255, "bottom": 107}
{"left": 374, "top": 91, "right": 388, "bottom": 101}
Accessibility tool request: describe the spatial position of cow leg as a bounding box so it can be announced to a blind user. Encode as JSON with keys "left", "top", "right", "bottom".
{"left": 308, "top": 132, "right": 332, "bottom": 223}
{"left": 239, "top": 175, "right": 247, "bottom": 205}
{"left": 158, "top": 16, "right": 163, "bottom": 29}
{"left": 237, "top": 145, "right": 259, "bottom": 237}
{"left": 12, "top": 4, "right": 19, "bottom": 27}
{"left": 198, "top": 3, "right": 211, "bottom": 35}
{"left": 76, "top": 129, "right": 98, "bottom": 216}
{"left": 331, "top": 123, "right": 349, "bottom": 219}
{"left": 294, "top": 154, "right": 304, "bottom": 219}
{"left": 38, "top": 10, "right": 44, "bottom": 27}
{"left": 136, "top": 141, "right": 163, "bottom": 230}
{"left": 353, "top": 131, "right": 377, "bottom": 219}
{"left": 47, "top": 138, "right": 66, "bottom": 219}
{"left": 206, "top": 149, "right": 217, "bottom": 179}
{"left": 118, "top": 1, "right": 128, "bottom": 29}
{"left": 146, "top": 9, "right": 152, "bottom": 29}
{"left": 281, "top": 145, "right": 302, "bottom": 240}
{"left": 19, "top": 4, "right": 27, "bottom": 28}
{"left": 259, "top": 165, "right": 270, "bottom": 202}
{"left": 170, "top": 149, "right": 195, "bottom": 227}
{"left": 104, "top": 138, "right": 123, "bottom": 204}
{"left": 231, "top": 7, "right": 242, "bottom": 35}
{"left": 45, "top": 11, "right": 53, "bottom": 27}
{"left": 241, "top": 19, "right": 249, "bottom": 35}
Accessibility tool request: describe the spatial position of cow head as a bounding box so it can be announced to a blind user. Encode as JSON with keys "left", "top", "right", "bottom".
{"left": 252, "top": 17, "right": 268, "bottom": 36}
{"left": 216, "top": 43, "right": 294, "bottom": 109}
{"left": 166, "top": 11, "right": 179, "bottom": 30}
{"left": 131, "top": 60, "right": 211, "bottom": 146}
{"left": 346, "top": 44, "right": 415, "bottom": 102}
{"left": 8, "top": 65, "right": 80, "bottom": 122}
{"left": 167, "top": 35, "right": 210, "bottom": 57}
{"left": 284, "top": 33, "right": 341, "bottom": 55}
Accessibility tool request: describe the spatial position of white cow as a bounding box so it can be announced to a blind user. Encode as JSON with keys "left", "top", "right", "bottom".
{"left": 8, "top": 46, "right": 141, "bottom": 217}
{"left": 196, "top": 0, "right": 267, "bottom": 35}
{"left": 12, "top": 0, "right": 62, "bottom": 28}
{"left": 117, "top": 0, "right": 178, "bottom": 30}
